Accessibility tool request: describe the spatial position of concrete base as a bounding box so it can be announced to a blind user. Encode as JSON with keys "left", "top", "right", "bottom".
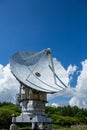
{"left": 13, "top": 113, "right": 51, "bottom": 123}
{"left": 11, "top": 113, "right": 52, "bottom": 130}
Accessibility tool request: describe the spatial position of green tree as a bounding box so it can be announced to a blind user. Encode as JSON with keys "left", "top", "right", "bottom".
{"left": 0, "top": 102, "right": 20, "bottom": 129}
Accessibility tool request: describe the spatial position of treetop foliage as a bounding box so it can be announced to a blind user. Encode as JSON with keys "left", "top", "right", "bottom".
{"left": 0, "top": 102, "right": 87, "bottom": 129}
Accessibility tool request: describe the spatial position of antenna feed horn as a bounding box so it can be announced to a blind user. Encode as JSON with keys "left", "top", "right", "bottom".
{"left": 46, "top": 48, "right": 51, "bottom": 55}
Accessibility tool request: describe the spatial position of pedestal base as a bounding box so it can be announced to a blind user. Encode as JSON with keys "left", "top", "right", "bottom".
{"left": 13, "top": 113, "right": 51, "bottom": 123}
{"left": 11, "top": 113, "right": 52, "bottom": 130}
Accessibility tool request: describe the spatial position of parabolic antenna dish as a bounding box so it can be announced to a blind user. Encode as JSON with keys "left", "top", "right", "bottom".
{"left": 10, "top": 48, "right": 68, "bottom": 93}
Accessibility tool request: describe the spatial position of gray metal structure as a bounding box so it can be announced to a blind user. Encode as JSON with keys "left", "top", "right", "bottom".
{"left": 10, "top": 48, "right": 67, "bottom": 130}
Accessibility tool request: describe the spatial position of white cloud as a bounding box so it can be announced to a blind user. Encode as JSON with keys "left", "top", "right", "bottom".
{"left": 46, "top": 103, "right": 59, "bottom": 108}
{"left": 67, "top": 64, "right": 77, "bottom": 76}
{"left": 47, "top": 86, "right": 74, "bottom": 101}
{"left": 0, "top": 64, "right": 19, "bottom": 103}
{"left": 69, "top": 60, "right": 87, "bottom": 108}
{"left": 48, "top": 60, "right": 87, "bottom": 109}
{"left": 67, "top": 64, "right": 77, "bottom": 84}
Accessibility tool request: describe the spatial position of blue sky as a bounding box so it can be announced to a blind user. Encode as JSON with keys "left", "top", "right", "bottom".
{"left": 0, "top": 0, "right": 87, "bottom": 67}
{"left": 0, "top": 0, "right": 87, "bottom": 107}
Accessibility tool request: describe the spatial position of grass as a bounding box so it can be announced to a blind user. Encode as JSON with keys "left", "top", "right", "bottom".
{"left": 18, "top": 128, "right": 87, "bottom": 130}
{"left": 53, "top": 128, "right": 87, "bottom": 130}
